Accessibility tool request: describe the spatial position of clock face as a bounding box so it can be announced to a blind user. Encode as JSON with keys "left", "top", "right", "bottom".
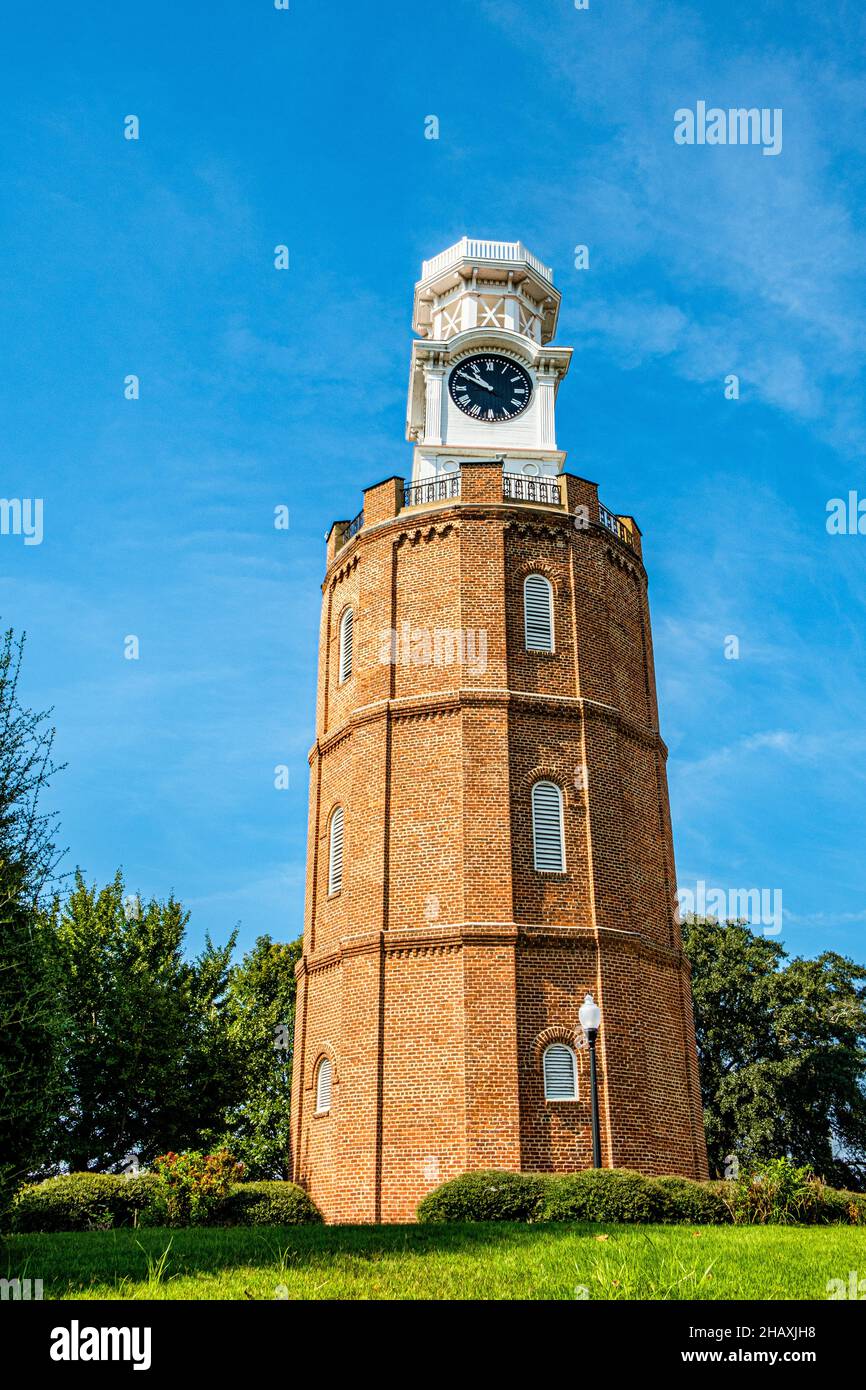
{"left": 448, "top": 354, "right": 533, "bottom": 422}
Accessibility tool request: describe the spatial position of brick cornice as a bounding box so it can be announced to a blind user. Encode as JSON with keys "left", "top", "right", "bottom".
{"left": 604, "top": 543, "right": 643, "bottom": 583}
{"left": 296, "top": 920, "right": 688, "bottom": 977}
{"left": 519, "top": 923, "right": 689, "bottom": 970}
{"left": 310, "top": 687, "right": 666, "bottom": 762}
{"left": 322, "top": 504, "right": 647, "bottom": 587}
{"left": 324, "top": 551, "right": 359, "bottom": 592}
{"left": 503, "top": 517, "right": 569, "bottom": 544}
{"left": 394, "top": 521, "right": 456, "bottom": 549}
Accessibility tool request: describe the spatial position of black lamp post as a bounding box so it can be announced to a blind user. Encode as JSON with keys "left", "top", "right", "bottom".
{"left": 579, "top": 992, "right": 602, "bottom": 1168}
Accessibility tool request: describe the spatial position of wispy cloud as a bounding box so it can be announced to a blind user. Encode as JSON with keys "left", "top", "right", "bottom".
{"left": 483, "top": 0, "right": 866, "bottom": 454}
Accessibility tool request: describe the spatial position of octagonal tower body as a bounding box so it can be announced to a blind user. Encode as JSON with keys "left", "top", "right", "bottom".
{"left": 290, "top": 243, "right": 707, "bottom": 1223}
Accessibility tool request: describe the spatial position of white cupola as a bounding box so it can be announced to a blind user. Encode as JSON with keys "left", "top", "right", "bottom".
{"left": 406, "top": 238, "right": 572, "bottom": 483}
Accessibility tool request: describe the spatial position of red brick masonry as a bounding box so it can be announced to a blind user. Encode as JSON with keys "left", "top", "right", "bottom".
{"left": 290, "top": 460, "right": 708, "bottom": 1222}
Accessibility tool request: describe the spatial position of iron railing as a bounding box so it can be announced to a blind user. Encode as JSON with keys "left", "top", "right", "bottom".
{"left": 502, "top": 473, "right": 562, "bottom": 506}
{"left": 342, "top": 509, "right": 364, "bottom": 544}
{"left": 598, "top": 503, "right": 635, "bottom": 549}
{"left": 403, "top": 475, "right": 461, "bottom": 508}
{"left": 336, "top": 477, "right": 636, "bottom": 555}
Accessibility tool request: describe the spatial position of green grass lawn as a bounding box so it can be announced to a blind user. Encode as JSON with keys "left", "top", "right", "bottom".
{"left": 4, "top": 1222, "right": 861, "bottom": 1300}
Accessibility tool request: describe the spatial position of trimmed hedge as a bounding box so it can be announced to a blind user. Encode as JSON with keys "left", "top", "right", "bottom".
{"left": 416, "top": 1170, "right": 548, "bottom": 1224}
{"left": 417, "top": 1168, "right": 727, "bottom": 1226}
{"left": 417, "top": 1167, "right": 865, "bottom": 1226}
{"left": 8, "top": 1173, "right": 159, "bottom": 1233}
{"left": 215, "top": 1181, "right": 323, "bottom": 1227}
{"left": 652, "top": 1176, "right": 731, "bottom": 1226}
{"left": 7, "top": 1174, "right": 321, "bottom": 1233}
{"left": 538, "top": 1169, "right": 665, "bottom": 1224}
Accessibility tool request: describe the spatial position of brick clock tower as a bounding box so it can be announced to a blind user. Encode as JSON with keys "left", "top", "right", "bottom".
{"left": 290, "top": 238, "right": 708, "bottom": 1222}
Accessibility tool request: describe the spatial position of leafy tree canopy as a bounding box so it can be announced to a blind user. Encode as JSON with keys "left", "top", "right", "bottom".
{"left": 223, "top": 935, "right": 301, "bottom": 1179}
{"left": 0, "top": 626, "right": 65, "bottom": 1211}
{"left": 46, "top": 870, "right": 241, "bottom": 1172}
{"left": 683, "top": 917, "right": 866, "bottom": 1189}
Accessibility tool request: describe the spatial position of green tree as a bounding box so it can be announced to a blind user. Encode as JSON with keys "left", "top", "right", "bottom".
{"left": 48, "top": 871, "right": 241, "bottom": 1171}
{"left": 183, "top": 929, "right": 244, "bottom": 1153}
{"left": 683, "top": 917, "right": 866, "bottom": 1188}
{"left": 0, "top": 891, "right": 64, "bottom": 1203}
{"left": 0, "top": 627, "right": 66, "bottom": 1213}
{"left": 223, "top": 935, "right": 301, "bottom": 1178}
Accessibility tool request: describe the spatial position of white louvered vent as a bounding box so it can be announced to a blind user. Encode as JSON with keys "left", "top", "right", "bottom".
{"left": 532, "top": 781, "right": 565, "bottom": 872}
{"left": 316, "top": 1057, "right": 333, "bottom": 1113}
{"left": 328, "top": 807, "right": 344, "bottom": 895}
{"left": 524, "top": 574, "right": 554, "bottom": 651}
{"left": 339, "top": 608, "right": 354, "bottom": 682}
{"left": 543, "top": 1043, "right": 577, "bottom": 1100}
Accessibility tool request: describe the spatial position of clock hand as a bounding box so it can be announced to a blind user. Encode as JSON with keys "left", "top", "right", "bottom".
{"left": 458, "top": 368, "right": 493, "bottom": 391}
{"left": 469, "top": 369, "right": 494, "bottom": 390}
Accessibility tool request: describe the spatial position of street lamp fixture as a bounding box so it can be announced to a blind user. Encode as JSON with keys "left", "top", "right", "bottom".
{"left": 579, "top": 992, "right": 602, "bottom": 1168}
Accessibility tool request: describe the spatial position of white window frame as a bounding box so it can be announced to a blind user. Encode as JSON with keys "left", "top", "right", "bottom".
{"left": 543, "top": 1043, "right": 578, "bottom": 1101}
{"left": 532, "top": 780, "right": 566, "bottom": 873}
{"left": 315, "top": 1056, "right": 333, "bottom": 1114}
{"left": 338, "top": 607, "right": 354, "bottom": 683}
{"left": 328, "top": 806, "right": 344, "bottom": 896}
{"left": 523, "top": 574, "right": 554, "bottom": 652}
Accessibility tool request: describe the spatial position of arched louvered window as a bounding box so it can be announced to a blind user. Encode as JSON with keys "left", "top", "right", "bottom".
{"left": 532, "top": 780, "right": 565, "bottom": 872}
{"left": 315, "top": 1057, "right": 333, "bottom": 1113}
{"left": 524, "top": 574, "right": 554, "bottom": 652}
{"left": 328, "top": 806, "right": 344, "bottom": 895}
{"left": 338, "top": 607, "right": 354, "bottom": 683}
{"left": 543, "top": 1043, "right": 577, "bottom": 1100}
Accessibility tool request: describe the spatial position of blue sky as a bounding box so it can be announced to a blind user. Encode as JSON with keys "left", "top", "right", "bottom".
{"left": 2, "top": 0, "right": 865, "bottom": 962}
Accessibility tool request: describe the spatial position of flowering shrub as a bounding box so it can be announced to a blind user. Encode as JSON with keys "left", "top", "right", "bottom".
{"left": 151, "top": 1149, "right": 245, "bottom": 1227}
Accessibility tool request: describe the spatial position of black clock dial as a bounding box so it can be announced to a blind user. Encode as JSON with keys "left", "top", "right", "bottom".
{"left": 448, "top": 354, "right": 533, "bottom": 422}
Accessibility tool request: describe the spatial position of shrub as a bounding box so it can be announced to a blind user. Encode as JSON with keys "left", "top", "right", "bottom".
{"left": 416, "top": 1170, "right": 549, "bottom": 1223}
{"left": 652, "top": 1176, "right": 731, "bottom": 1225}
{"left": 8, "top": 1171, "right": 321, "bottom": 1232}
{"left": 150, "top": 1149, "right": 245, "bottom": 1227}
{"left": 417, "top": 1163, "right": 866, "bottom": 1226}
{"left": 217, "top": 1181, "right": 322, "bottom": 1227}
{"left": 807, "top": 1184, "right": 861, "bottom": 1225}
{"left": 836, "top": 1191, "right": 866, "bottom": 1224}
{"left": 418, "top": 1169, "right": 726, "bottom": 1225}
{"left": 9, "top": 1173, "right": 158, "bottom": 1233}
{"left": 724, "top": 1160, "right": 866, "bottom": 1226}
{"left": 726, "top": 1157, "right": 825, "bottom": 1225}
{"left": 538, "top": 1169, "right": 663, "bottom": 1223}
{"left": 121, "top": 1174, "right": 160, "bottom": 1217}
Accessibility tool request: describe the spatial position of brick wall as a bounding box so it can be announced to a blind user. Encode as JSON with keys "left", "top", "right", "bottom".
{"left": 290, "top": 464, "right": 708, "bottom": 1222}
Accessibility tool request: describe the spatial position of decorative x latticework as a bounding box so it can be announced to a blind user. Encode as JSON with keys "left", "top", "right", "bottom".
{"left": 519, "top": 304, "right": 538, "bottom": 339}
{"left": 477, "top": 295, "right": 507, "bottom": 329}
{"left": 439, "top": 303, "right": 461, "bottom": 338}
